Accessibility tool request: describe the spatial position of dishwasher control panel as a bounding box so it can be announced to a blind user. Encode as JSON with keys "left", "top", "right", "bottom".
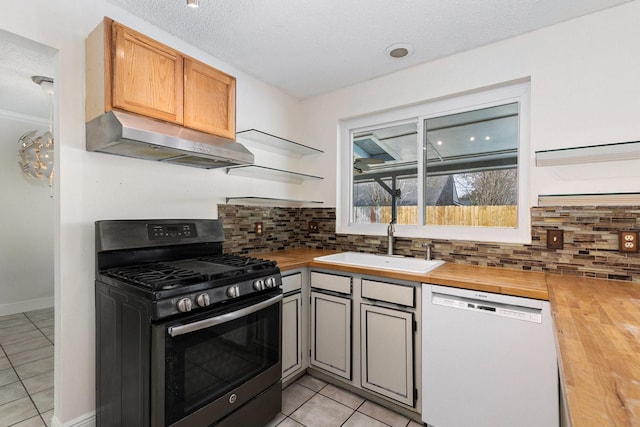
{"left": 432, "top": 294, "right": 542, "bottom": 323}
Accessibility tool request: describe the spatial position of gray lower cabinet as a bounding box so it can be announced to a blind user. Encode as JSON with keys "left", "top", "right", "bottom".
{"left": 302, "top": 270, "right": 422, "bottom": 416}
{"left": 309, "top": 271, "right": 352, "bottom": 380}
{"left": 310, "top": 291, "right": 352, "bottom": 379}
{"left": 360, "top": 303, "right": 414, "bottom": 405}
{"left": 282, "top": 292, "right": 303, "bottom": 378}
{"left": 281, "top": 271, "right": 307, "bottom": 382}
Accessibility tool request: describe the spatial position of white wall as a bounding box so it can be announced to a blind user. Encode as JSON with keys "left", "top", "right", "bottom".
{"left": 0, "top": 1, "right": 306, "bottom": 425}
{"left": 0, "top": 115, "right": 54, "bottom": 315}
{"left": 301, "top": 1, "right": 640, "bottom": 207}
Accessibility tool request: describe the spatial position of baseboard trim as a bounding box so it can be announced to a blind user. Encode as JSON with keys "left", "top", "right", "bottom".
{"left": 0, "top": 296, "right": 54, "bottom": 316}
{"left": 51, "top": 411, "right": 96, "bottom": 427}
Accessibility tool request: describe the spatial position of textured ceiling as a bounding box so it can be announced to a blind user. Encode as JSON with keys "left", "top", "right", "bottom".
{"left": 107, "top": 0, "right": 631, "bottom": 99}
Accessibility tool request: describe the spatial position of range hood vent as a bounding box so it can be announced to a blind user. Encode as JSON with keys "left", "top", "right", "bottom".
{"left": 86, "top": 111, "right": 254, "bottom": 169}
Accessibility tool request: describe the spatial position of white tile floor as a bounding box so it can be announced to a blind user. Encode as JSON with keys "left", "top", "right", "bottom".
{"left": 269, "top": 375, "right": 423, "bottom": 427}
{"left": 0, "top": 308, "right": 54, "bottom": 427}
{"left": 0, "top": 311, "right": 420, "bottom": 427}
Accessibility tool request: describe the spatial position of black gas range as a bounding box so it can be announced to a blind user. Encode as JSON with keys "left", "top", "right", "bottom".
{"left": 95, "top": 219, "right": 283, "bottom": 427}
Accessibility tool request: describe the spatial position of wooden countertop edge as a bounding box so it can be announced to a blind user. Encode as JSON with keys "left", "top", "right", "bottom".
{"left": 282, "top": 251, "right": 549, "bottom": 300}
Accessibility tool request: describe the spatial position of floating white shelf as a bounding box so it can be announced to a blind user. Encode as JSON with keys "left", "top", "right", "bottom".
{"left": 225, "top": 197, "right": 323, "bottom": 207}
{"left": 237, "top": 129, "right": 323, "bottom": 158}
{"left": 538, "top": 193, "right": 640, "bottom": 206}
{"left": 226, "top": 165, "right": 322, "bottom": 184}
{"left": 535, "top": 141, "right": 640, "bottom": 166}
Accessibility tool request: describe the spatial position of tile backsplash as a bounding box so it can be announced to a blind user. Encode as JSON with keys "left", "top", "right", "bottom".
{"left": 218, "top": 204, "right": 640, "bottom": 282}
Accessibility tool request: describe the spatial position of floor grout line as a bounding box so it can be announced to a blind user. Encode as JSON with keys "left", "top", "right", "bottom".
{"left": 0, "top": 310, "right": 54, "bottom": 427}
{"left": 284, "top": 376, "right": 413, "bottom": 427}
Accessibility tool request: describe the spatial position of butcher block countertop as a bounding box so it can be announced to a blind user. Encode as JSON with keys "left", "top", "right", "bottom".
{"left": 254, "top": 248, "right": 549, "bottom": 299}
{"left": 547, "top": 275, "right": 640, "bottom": 426}
{"left": 252, "top": 248, "right": 640, "bottom": 427}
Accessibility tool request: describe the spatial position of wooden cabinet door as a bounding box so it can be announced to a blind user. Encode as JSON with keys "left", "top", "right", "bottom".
{"left": 310, "top": 291, "right": 351, "bottom": 379}
{"left": 184, "top": 58, "right": 236, "bottom": 139}
{"left": 361, "top": 303, "right": 414, "bottom": 406}
{"left": 282, "top": 293, "right": 303, "bottom": 379}
{"left": 111, "top": 22, "right": 184, "bottom": 124}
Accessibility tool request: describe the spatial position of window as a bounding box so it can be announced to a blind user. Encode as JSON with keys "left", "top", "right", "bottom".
{"left": 339, "top": 82, "right": 530, "bottom": 243}
{"left": 352, "top": 122, "right": 418, "bottom": 225}
{"left": 423, "top": 103, "right": 519, "bottom": 227}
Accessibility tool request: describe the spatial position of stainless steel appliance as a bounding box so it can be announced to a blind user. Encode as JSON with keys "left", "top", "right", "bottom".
{"left": 95, "top": 219, "right": 282, "bottom": 427}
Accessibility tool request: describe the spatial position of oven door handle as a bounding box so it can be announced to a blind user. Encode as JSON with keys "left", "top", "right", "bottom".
{"left": 167, "top": 294, "right": 282, "bottom": 337}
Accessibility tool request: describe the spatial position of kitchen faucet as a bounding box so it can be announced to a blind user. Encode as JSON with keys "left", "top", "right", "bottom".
{"left": 387, "top": 222, "right": 395, "bottom": 255}
{"left": 422, "top": 242, "right": 432, "bottom": 260}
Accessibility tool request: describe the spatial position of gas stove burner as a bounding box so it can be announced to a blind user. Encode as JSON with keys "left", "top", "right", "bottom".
{"left": 198, "top": 254, "right": 277, "bottom": 271}
{"left": 105, "top": 263, "right": 208, "bottom": 290}
{"left": 103, "top": 254, "right": 279, "bottom": 292}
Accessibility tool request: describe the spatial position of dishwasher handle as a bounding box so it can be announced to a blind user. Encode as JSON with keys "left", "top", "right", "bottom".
{"left": 431, "top": 292, "right": 542, "bottom": 323}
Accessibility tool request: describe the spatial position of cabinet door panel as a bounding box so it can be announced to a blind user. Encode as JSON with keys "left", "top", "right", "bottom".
{"left": 310, "top": 292, "right": 351, "bottom": 379}
{"left": 111, "top": 23, "right": 184, "bottom": 124}
{"left": 282, "top": 293, "right": 302, "bottom": 378}
{"left": 184, "top": 58, "right": 236, "bottom": 138}
{"left": 361, "top": 303, "right": 414, "bottom": 405}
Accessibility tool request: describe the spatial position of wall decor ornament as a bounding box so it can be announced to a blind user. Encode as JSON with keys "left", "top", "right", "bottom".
{"left": 17, "top": 76, "right": 54, "bottom": 187}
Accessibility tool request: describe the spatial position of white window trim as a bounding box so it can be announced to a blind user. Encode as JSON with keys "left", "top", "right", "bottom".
{"left": 337, "top": 82, "right": 531, "bottom": 244}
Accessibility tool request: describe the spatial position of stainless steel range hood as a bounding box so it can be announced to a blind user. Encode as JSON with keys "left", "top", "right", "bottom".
{"left": 86, "top": 111, "right": 254, "bottom": 169}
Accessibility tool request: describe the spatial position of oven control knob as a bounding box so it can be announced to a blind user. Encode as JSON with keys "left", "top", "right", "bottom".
{"left": 253, "top": 280, "right": 264, "bottom": 291}
{"left": 196, "top": 293, "right": 210, "bottom": 307}
{"left": 265, "top": 277, "right": 275, "bottom": 288}
{"left": 177, "top": 297, "right": 192, "bottom": 313}
{"left": 226, "top": 285, "right": 240, "bottom": 299}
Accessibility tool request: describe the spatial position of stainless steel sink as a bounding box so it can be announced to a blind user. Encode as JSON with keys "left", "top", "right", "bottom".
{"left": 313, "top": 252, "right": 444, "bottom": 274}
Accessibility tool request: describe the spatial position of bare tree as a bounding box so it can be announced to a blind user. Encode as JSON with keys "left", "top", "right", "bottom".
{"left": 356, "top": 178, "right": 411, "bottom": 207}
{"left": 455, "top": 169, "right": 517, "bottom": 205}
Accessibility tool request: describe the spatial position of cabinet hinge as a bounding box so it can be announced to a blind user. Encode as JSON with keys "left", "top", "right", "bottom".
{"left": 414, "top": 388, "right": 418, "bottom": 403}
{"left": 413, "top": 320, "right": 417, "bottom": 332}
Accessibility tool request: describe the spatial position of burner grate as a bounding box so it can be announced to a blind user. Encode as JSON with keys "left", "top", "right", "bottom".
{"left": 105, "top": 263, "right": 208, "bottom": 290}
{"left": 103, "top": 255, "right": 278, "bottom": 291}
{"left": 198, "top": 254, "right": 276, "bottom": 271}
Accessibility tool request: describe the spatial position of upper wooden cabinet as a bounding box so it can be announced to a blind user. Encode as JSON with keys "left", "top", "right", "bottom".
{"left": 86, "top": 18, "right": 236, "bottom": 139}
{"left": 111, "top": 22, "right": 184, "bottom": 124}
{"left": 184, "top": 57, "right": 235, "bottom": 139}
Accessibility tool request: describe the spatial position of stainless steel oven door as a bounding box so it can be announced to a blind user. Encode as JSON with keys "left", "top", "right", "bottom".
{"left": 151, "top": 290, "right": 282, "bottom": 427}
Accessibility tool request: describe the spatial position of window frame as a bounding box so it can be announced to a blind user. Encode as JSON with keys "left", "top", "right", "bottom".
{"left": 338, "top": 82, "right": 531, "bottom": 244}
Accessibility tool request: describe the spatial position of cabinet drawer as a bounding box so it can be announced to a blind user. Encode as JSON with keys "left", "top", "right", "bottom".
{"left": 361, "top": 279, "right": 414, "bottom": 307}
{"left": 311, "top": 272, "right": 351, "bottom": 295}
{"left": 282, "top": 273, "right": 302, "bottom": 294}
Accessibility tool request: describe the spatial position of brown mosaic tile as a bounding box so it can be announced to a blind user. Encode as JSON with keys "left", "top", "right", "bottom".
{"left": 218, "top": 204, "right": 640, "bottom": 282}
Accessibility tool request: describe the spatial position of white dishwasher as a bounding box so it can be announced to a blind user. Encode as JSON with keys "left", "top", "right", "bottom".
{"left": 422, "top": 284, "right": 558, "bottom": 427}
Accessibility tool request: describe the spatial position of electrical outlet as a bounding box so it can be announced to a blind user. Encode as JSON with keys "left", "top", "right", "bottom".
{"left": 619, "top": 231, "right": 638, "bottom": 253}
{"left": 308, "top": 221, "right": 319, "bottom": 233}
{"left": 254, "top": 222, "right": 263, "bottom": 237}
{"left": 547, "top": 229, "right": 564, "bottom": 249}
